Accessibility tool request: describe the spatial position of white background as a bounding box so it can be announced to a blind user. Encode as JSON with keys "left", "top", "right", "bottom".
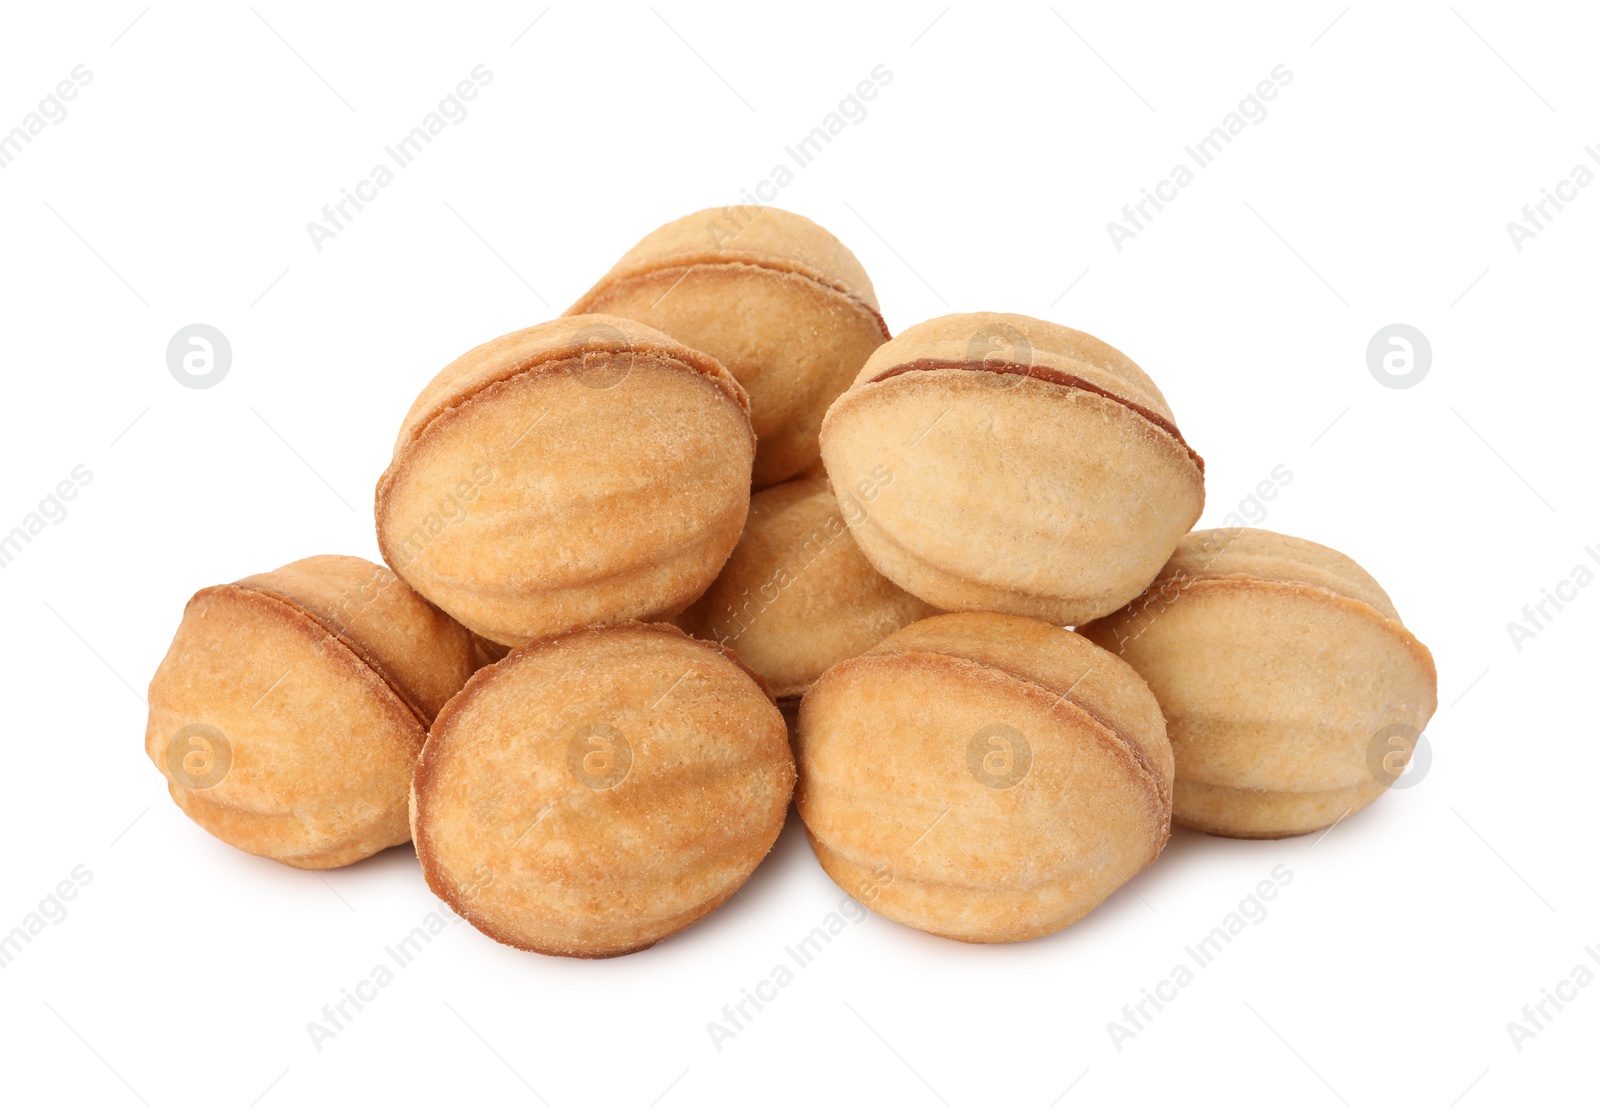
{"left": 1, "top": 2, "right": 1593, "bottom": 1110}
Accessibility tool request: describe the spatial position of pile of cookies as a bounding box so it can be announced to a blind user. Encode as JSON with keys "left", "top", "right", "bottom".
{"left": 145, "top": 207, "right": 1437, "bottom": 954}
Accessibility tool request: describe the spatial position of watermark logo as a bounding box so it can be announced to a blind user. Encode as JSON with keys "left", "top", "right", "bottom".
{"left": 306, "top": 865, "right": 491, "bottom": 1052}
{"left": 966, "top": 323, "right": 1032, "bottom": 392}
{"left": 0, "top": 863, "right": 94, "bottom": 971}
{"left": 567, "top": 320, "right": 633, "bottom": 390}
{"left": 1506, "top": 943, "right": 1600, "bottom": 1052}
{"left": 387, "top": 459, "right": 497, "bottom": 572}
{"left": 1505, "top": 146, "right": 1600, "bottom": 253}
{"left": 0, "top": 462, "right": 94, "bottom": 573}
{"left": 1366, "top": 723, "right": 1430, "bottom": 789}
{"left": 1506, "top": 546, "right": 1599, "bottom": 652}
{"left": 0, "top": 64, "right": 93, "bottom": 172}
{"left": 967, "top": 723, "right": 1031, "bottom": 790}
{"left": 567, "top": 723, "right": 631, "bottom": 790}
{"left": 1106, "top": 864, "right": 1294, "bottom": 1050}
{"left": 166, "top": 324, "right": 232, "bottom": 389}
{"left": 706, "top": 894, "right": 872, "bottom": 1051}
{"left": 165, "top": 723, "right": 232, "bottom": 791}
{"left": 1365, "top": 324, "right": 1430, "bottom": 390}
{"left": 710, "top": 63, "right": 893, "bottom": 234}
{"left": 306, "top": 65, "right": 493, "bottom": 253}
{"left": 1107, "top": 65, "right": 1293, "bottom": 251}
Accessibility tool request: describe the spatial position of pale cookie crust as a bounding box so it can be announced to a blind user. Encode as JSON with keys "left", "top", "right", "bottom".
{"left": 1079, "top": 528, "right": 1438, "bottom": 838}
{"left": 820, "top": 312, "right": 1204, "bottom": 626}
{"left": 797, "top": 612, "right": 1173, "bottom": 943}
{"left": 677, "top": 475, "right": 938, "bottom": 697}
{"left": 568, "top": 207, "right": 891, "bottom": 487}
{"left": 375, "top": 315, "right": 755, "bottom": 647}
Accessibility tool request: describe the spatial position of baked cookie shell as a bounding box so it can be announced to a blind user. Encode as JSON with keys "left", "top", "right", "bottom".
{"left": 146, "top": 557, "right": 474, "bottom": 869}
{"left": 1080, "top": 529, "right": 1438, "bottom": 838}
{"left": 822, "top": 369, "right": 1203, "bottom": 623}
{"left": 376, "top": 316, "right": 756, "bottom": 647}
{"left": 412, "top": 623, "right": 794, "bottom": 958}
{"left": 821, "top": 312, "right": 1204, "bottom": 625}
{"left": 677, "top": 476, "right": 938, "bottom": 697}
{"left": 797, "top": 613, "right": 1172, "bottom": 943}
{"left": 568, "top": 208, "right": 890, "bottom": 487}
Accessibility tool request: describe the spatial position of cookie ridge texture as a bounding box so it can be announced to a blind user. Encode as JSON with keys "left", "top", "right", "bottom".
{"left": 145, "top": 555, "right": 475, "bottom": 868}
{"left": 797, "top": 612, "right": 1173, "bottom": 943}
{"left": 412, "top": 622, "right": 794, "bottom": 957}
{"left": 375, "top": 315, "right": 756, "bottom": 646}
{"left": 1079, "top": 528, "right": 1437, "bottom": 839}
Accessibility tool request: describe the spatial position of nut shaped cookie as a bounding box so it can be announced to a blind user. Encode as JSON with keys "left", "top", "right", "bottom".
{"left": 145, "top": 556, "right": 477, "bottom": 869}
{"left": 677, "top": 475, "right": 938, "bottom": 698}
{"left": 819, "top": 312, "right": 1205, "bottom": 625}
{"left": 1079, "top": 528, "right": 1438, "bottom": 838}
{"left": 412, "top": 623, "right": 795, "bottom": 958}
{"left": 797, "top": 612, "right": 1173, "bottom": 943}
{"left": 375, "top": 315, "right": 755, "bottom": 646}
{"left": 567, "top": 207, "right": 891, "bottom": 487}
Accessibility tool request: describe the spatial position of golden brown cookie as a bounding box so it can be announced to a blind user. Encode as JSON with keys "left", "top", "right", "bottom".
{"left": 412, "top": 623, "right": 794, "bottom": 958}
{"left": 375, "top": 315, "right": 755, "bottom": 647}
{"left": 1079, "top": 528, "right": 1438, "bottom": 838}
{"left": 567, "top": 207, "right": 890, "bottom": 487}
{"left": 145, "top": 556, "right": 476, "bottom": 869}
{"left": 677, "top": 475, "right": 938, "bottom": 698}
{"left": 819, "top": 312, "right": 1205, "bottom": 625}
{"left": 797, "top": 612, "right": 1173, "bottom": 943}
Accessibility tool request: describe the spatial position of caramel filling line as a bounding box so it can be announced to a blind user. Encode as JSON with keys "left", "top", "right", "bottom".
{"left": 865, "top": 358, "right": 1204, "bottom": 473}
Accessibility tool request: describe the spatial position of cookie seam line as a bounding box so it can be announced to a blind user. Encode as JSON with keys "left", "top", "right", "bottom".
{"left": 841, "top": 513, "right": 1139, "bottom": 621}
{"left": 862, "top": 358, "right": 1204, "bottom": 473}
{"left": 575, "top": 255, "right": 893, "bottom": 342}
{"left": 812, "top": 646, "right": 1172, "bottom": 814}
{"left": 374, "top": 349, "right": 757, "bottom": 578}
{"left": 1129, "top": 573, "right": 1427, "bottom": 653}
{"left": 393, "top": 344, "right": 751, "bottom": 465}
{"left": 207, "top": 583, "right": 433, "bottom": 730}
{"left": 388, "top": 491, "right": 749, "bottom": 628}
{"left": 169, "top": 783, "right": 403, "bottom": 865}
